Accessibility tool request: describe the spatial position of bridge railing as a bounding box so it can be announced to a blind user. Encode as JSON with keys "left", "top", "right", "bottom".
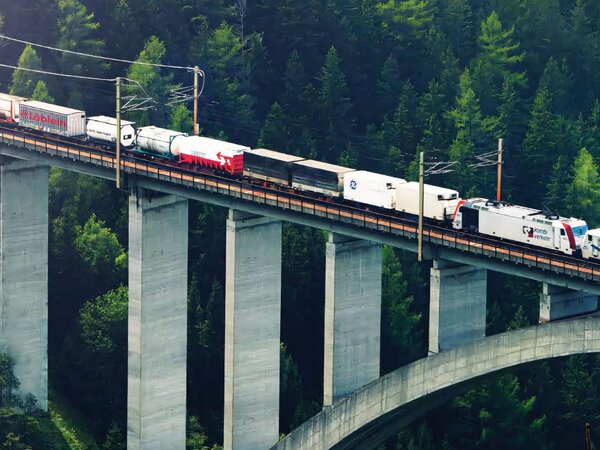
{"left": 1, "top": 126, "right": 599, "bottom": 285}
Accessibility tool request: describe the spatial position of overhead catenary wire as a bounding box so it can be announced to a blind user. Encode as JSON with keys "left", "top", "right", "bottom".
{"left": 0, "top": 33, "right": 194, "bottom": 70}
{"left": 0, "top": 63, "right": 157, "bottom": 112}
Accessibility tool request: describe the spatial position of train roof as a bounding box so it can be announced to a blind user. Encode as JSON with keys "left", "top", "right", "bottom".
{"left": 246, "top": 148, "right": 305, "bottom": 162}
{"left": 466, "top": 199, "right": 585, "bottom": 225}
{"left": 293, "top": 159, "right": 355, "bottom": 173}
{"left": 348, "top": 170, "right": 407, "bottom": 185}
{"left": 0, "top": 93, "right": 27, "bottom": 102}
{"left": 586, "top": 228, "right": 600, "bottom": 237}
{"left": 182, "top": 135, "right": 250, "bottom": 153}
{"left": 21, "top": 100, "right": 84, "bottom": 115}
{"left": 88, "top": 115, "right": 135, "bottom": 126}
{"left": 403, "top": 181, "right": 459, "bottom": 195}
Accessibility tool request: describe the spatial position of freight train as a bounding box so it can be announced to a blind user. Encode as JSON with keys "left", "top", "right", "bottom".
{"left": 0, "top": 92, "right": 597, "bottom": 260}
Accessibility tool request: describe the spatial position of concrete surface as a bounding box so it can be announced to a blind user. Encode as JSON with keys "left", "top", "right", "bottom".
{"left": 273, "top": 316, "right": 600, "bottom": 450}
{"left": 224, "top": 210, "right": 282, "bottom": 450}
{"left": 324, "top": 233, "right": 381, "bottom": 406}
{"left": 0, "top": 159, "right": 48, "bottom": 410}
{"left": 429, "top": 260, "right": 487, "bottom": 354}
{"left": 539, "top": 283, "right": 598, "bottom": 322}
{"left": 127, "top": 190, "right": 188, "bottom": 450}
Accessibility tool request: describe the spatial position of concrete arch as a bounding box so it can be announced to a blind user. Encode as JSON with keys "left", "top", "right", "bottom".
{"left": 272, "top": 317, "right": 600, "bottom": 450}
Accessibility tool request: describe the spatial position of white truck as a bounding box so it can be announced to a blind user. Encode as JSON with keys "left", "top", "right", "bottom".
{"left": 453, "top": 199, "right": 589, "bottom": 255}
{"left": 394, "top": 182, "right": 460, "bottom": 221}
{"left": 343, "top": 170, "right": 407, "bottom": 209}
{"left": 581, "top": 228, "right": 600, "bottom": 260}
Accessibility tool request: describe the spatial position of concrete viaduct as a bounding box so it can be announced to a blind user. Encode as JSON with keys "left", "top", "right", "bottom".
{"left": 0, "top": 129, "right": 598, "bottom": 450}
{"left": 273, "top": 315, "right": 600, "bottom": 449}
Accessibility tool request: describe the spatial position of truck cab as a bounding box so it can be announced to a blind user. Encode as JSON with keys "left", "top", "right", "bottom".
{"left": 581, "top": 228, "right": 600, "bottom": 260}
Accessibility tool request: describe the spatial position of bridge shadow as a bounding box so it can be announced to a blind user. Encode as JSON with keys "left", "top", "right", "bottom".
{"left": 273, "top": 316, "right": 600, "bottom": 450}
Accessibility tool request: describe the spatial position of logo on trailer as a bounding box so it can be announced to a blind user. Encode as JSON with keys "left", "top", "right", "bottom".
{"left": 350, "top": 180, "right": 357, "bottom": 190}
{"left": 523, "top": 226, "right": 534, "bottom": 238}
{"left": 216, "top": 152, "right": 232, "bottom": 169}
{"left": 21, "top": 110, "right": 67, "bottom": 128}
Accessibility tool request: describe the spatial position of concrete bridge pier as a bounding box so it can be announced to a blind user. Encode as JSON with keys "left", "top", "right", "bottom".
{"left": 224, "top": 210, "right": 282, "bottom": 450}
{"left": 0, "top": 159, "right": 48, "bottom": 410}
{"left": 429, "top": 259, "right": 487, "bottom": 354}
{"left": 324, "top": 233, "right": 382, "bottom": 407}
{"left": 128, "top": 189, "right": 188, "bottom": 450}
{"left": 539, "top": 283, "right": 598, "bottom": 322}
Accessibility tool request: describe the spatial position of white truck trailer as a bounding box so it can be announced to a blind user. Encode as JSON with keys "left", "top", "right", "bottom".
{"left": 19, "top": 101, "right": 86, "bottom": 137}
{"left": 453, "top": 199, "right": 589, "bottom": 255}
{"left": 0, "top": 93, "right": 26, "bottom": 123}
{"left": 343, "top": 170, "right": 407, "bottom": 209}
{"left": 394, "top": 182, "right": 460, "bottom": 221}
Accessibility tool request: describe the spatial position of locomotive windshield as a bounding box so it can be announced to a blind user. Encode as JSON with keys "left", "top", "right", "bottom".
{"left": 571, "top": 225, "right": 589, "bottom": 236}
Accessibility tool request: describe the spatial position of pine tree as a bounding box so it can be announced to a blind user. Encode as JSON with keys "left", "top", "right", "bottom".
{"left": 126, "top": 36, "right": 175, "bottom": 127}
{"left": 446, "top": 69, "right": 493, "bottom": 194}
{"left": 30, "top": 80, "right": 54, "bottom": 103}
{"left": 376, "top": 55, "right": 403, "bottom": 118}
{"left": 381, "top": 245, "right": 421, "bottom": 372}
{"left": 57, "top": 0, "right": 108, "bottom": 108}
{"left": 568, "top": 147, "right": 600, "bottom": 226}
{"left": 441, "top": 0, "right": 476, "bottom": 63}
{"left": 9, "top": 45, "right": 42, "bottom": 97}
{"left": 318, "top": 46, "right": 352, "bottom": 162}
{"left": 471, "top": 11, "right": 525, "bottom": 115}
{"left": 516, "top": 87, "right": 558, "bottom": 204}
{"left": 258, "top": 102, "right": 288, "bottom": 151}
{"left": 169, "top": 104, "right": 194, "bottom": 135}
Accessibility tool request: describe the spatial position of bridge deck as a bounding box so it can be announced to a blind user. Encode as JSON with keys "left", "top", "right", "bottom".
{"left": 1, "top": 125, "right": 599, "bottom": 293}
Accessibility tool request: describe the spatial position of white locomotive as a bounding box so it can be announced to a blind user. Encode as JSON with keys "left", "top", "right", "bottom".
{"left": 453, "top": 199, "right": 589, "bottom": 255}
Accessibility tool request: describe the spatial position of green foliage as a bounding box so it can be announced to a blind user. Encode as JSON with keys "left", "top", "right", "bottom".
{"left": 56, "top": 0, "right": 107, "bottom": 108}
{"left": 73, "top": 214, "right": 126, "bottom": 276}
{"left": 318, "top": 47, "right": 351, "bottom": 160}
{"left": 30, "top": 80, "right": 54, "bottom": 103}
{"left": 9, "top": 45, "right": 42, "bottom": 97}
{"left": 568, "top": 147, "right": 600, "bottom": 226}
{"left": 471, "top": 11, "right": 525, "bottom": 114}
{"left": 126, "top": 36, "right": 175, "bottom": 126}
{"left": 258, "top": 102, "right": 288, "bottom": 150}
{"left": 58, "top": 287, "right": 128, "bottom": 434}
{"left": 381, "top": 246, "right": 422, "bottom": 372}
{"left": 169, "top": 103, "right": 194, "bottom": 134}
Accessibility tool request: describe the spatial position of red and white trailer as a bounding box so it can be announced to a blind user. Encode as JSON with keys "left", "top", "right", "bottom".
{"left": 453, "top": 199, "right": 589, "bottom": 255}
{"left": 19, "top": 101, "right": 86, "bottom": 137}
{"left": 172, "top": 136, "right": 248, "bottom": 174}
{"left": 0, "top": 93, "right": 26, "bottom": 123}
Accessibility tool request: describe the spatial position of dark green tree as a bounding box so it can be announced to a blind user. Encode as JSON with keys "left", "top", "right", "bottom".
{"left": 567, "top": 147, "right": 600, "bottom": 226}
{"left": 258, "top": 102, "right": 288, "bottom": 151}
{"left": 126, "top": 36, "right": 175, "bottom": 126}
{"left": 9, "top": 45, "right": 42, "bottom": 97}
{"left": 318, "top": 46, "right": 352, "bottom": 161}
{"left": 470, "top": 11, "right": 525, "bottom": 115}
{"left": 56, "top": 0, "right": 108, "bottom": 108}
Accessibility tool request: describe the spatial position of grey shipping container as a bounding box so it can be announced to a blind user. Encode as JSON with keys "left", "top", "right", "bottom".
{"left": 243, "top": 148, "right": 305, "bottom": 185}
{"left": 291, "top": 159, "right": 355, "bottom": 196}
{"left": 19, "top": 101, "right": 86, "bottom": 137}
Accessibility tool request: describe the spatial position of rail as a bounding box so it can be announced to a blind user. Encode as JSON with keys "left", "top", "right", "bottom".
{"left": 1, "top": 125, "right": 599, "bottom": 284}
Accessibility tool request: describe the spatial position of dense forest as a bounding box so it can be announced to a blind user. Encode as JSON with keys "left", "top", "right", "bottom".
{"left": 1, "top": 0, "right": 600, "bottom": 448}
